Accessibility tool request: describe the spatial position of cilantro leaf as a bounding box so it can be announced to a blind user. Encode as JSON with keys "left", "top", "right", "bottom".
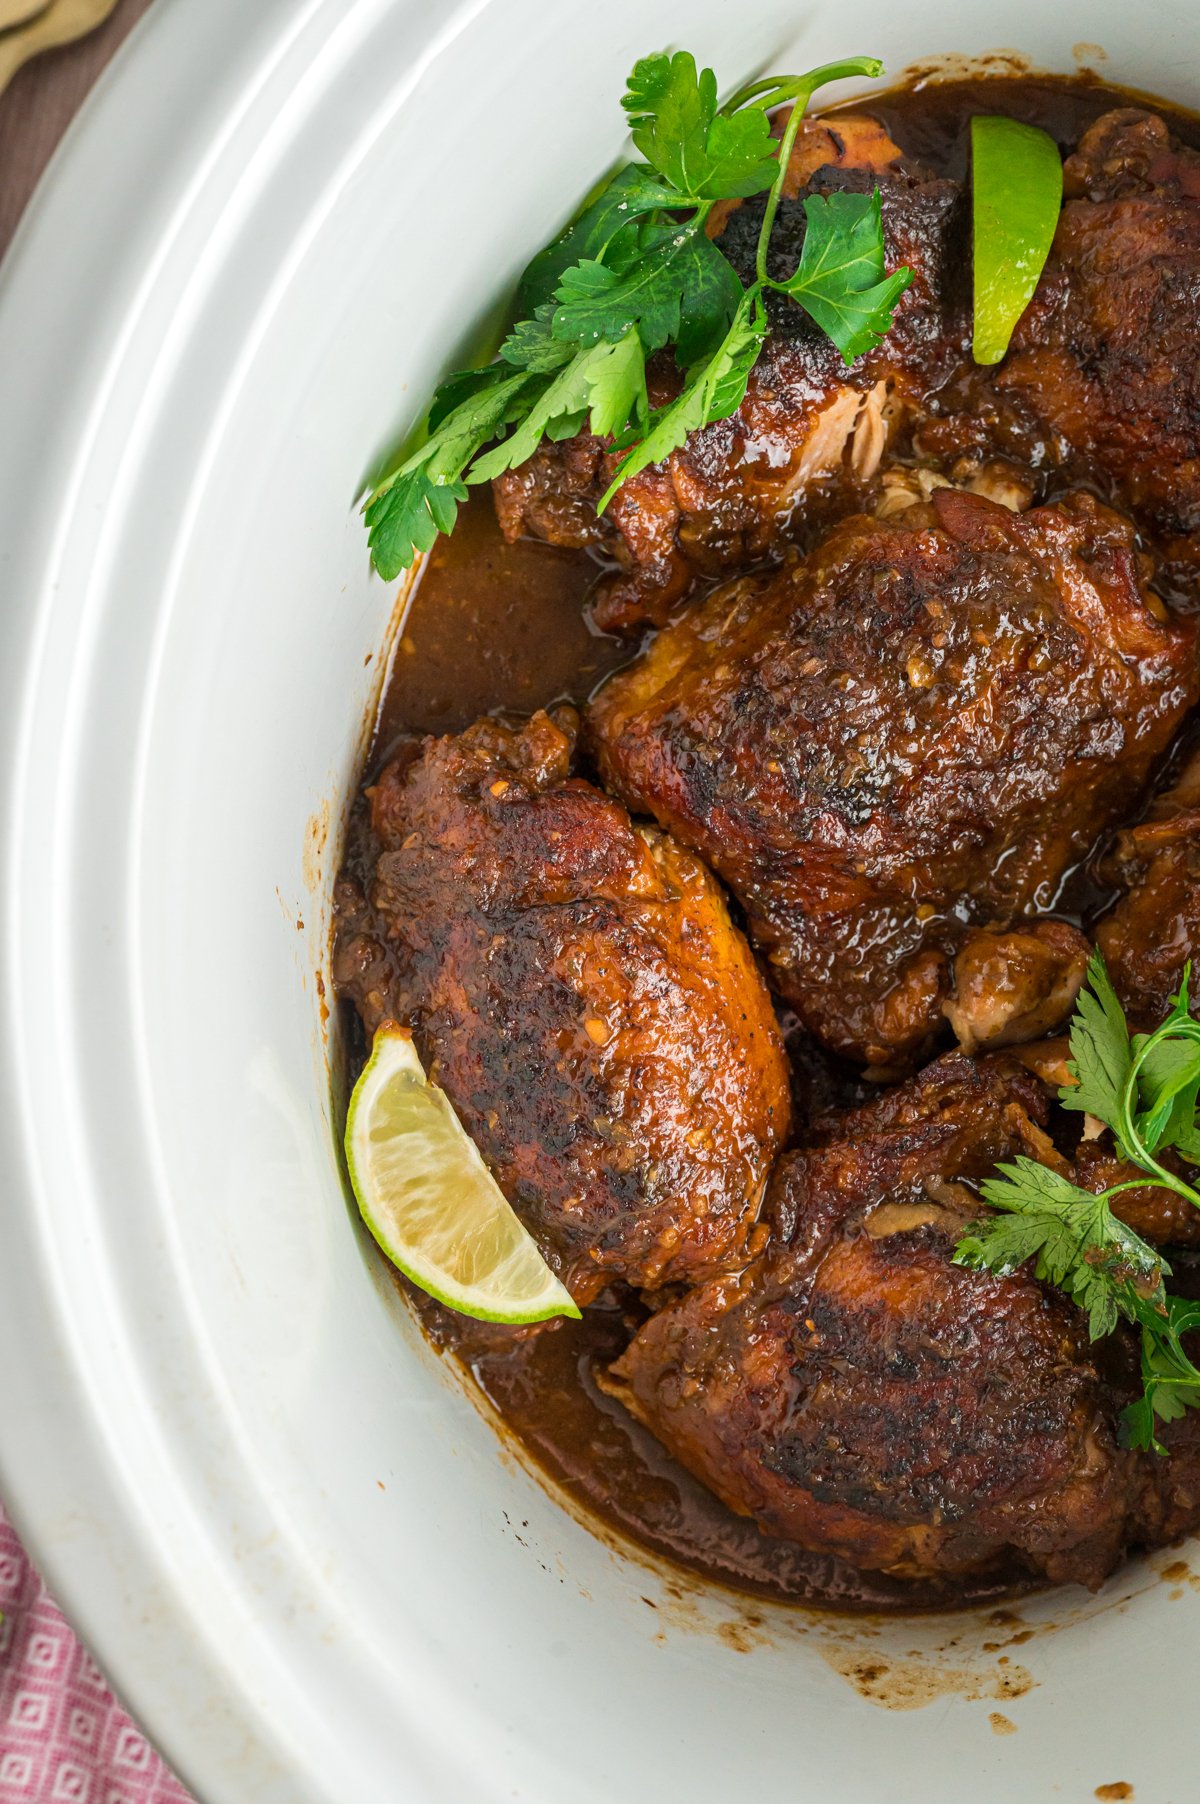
{"left": 1135, "top": 1035, "right": 1200, "bottom": 1155}
{"left": 498, "top": 301, "right": 577, "bottom": 374}
{"left": 1060, "top": 948, "right": 1137, "bottom": 1153}
{"left": 771, "top": 190, "right": 913, "bottom": 364}
{"left": 1062, "top": 950, "right": 1200, "bottom": 1168}
{"left": 364, "top": 468, "right": 467, "bottom": 577}
{"left": 1168, "top": 962, "right": 1194, "bottom": 1023}
{"left": 598, "top": 289, "right": 767, "bottom": 507}
{"left": 364, "top": 47, "right": 911, "bottom": 576}
{"left": 469, "top": 333, "right": 647, "bottom": 482}
{"left": 959, "top": 1158, "right": 1166, "bottom": 1340}
{"left": 579, "top": 330, "right": 650, "bottom": 437}
{"left": 365, "top": 369, "right": 536, "bottom": 576}
{"left": 518, "top": 164, "right": 681, "bottom": 313}
{"left": 1124, "top": 1293, "right": 1200, "bottom": 1453}
{"left": 955, "top": 1144, "right": 1200, "bottom": 1454}
{"left": 954, "top": 960, "right": 1200, "bottom": 1455}
{"left": 1172, "top": 1120, "right": 1200, "bottom": 1167}
{"left": 426, "top": 363, "right": 521, "bottom": 428}
{"left": 621, "top": 52, "right": 778, "bottom": 200}
{"left": 551, "top": 227, "right": 742, "bottom": 359}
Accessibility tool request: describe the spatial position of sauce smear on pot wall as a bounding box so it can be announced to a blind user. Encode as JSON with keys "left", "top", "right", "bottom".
{"left": 337, "top": 73, "right": 1200, "bottom": 1612}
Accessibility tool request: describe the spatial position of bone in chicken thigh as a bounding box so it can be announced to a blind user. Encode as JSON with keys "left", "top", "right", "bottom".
{"left": 587, "top": 483, "right": 1199, "bottom": 1069}
{"left": 493, "top": 115, "right": 966, "bottom": 630}
{"left": 333, "top": 708, "right": 791, "bottom": 1305}
{"left": 606, "top": 1055, "right": 1200, "bottom": 1589}
{"left": 337, "top": 72, "right": 1200, "bottom": 1611}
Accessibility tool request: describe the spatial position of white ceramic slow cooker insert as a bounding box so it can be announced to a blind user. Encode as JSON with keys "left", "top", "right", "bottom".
{"left": 1, "top": 3, "right": 1197, "bottom": 1799}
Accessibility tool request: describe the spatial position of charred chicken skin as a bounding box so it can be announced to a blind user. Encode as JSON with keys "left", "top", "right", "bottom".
{"left": 923, "top": 108, "right": 1200, "bottom": 557}
{"left": 493, "top": 115, "right": 966, "bottom": 630}
{"left": 588, "top": 485, "right": 1199, "bottom": 1069}
{"left": 944, "top": 920, "right": 1092, "bottom": 1055}
{"left": 1057, "top": 745, "right": 1200, "bottom": 1250}
{"left": 1096, "top": 744, "right": 1200, "bottom": 1032}
{"left": 333, "top": 709, "right": 791, "bottom": 1304}
{"left": 999, "top": 109, "right": 1200, "bottom": 538}
{"left": 606, "top": 1055, "right": 1200, "bottom": 1588}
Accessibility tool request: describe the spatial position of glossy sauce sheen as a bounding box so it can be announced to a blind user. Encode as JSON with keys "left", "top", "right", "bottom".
{"left": 349, "top": 76, "right": 1200, "bottom": 1611}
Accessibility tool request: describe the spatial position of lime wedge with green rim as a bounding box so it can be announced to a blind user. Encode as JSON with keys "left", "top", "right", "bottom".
{"left": 971, "top": 115, "right": 1063, "bottom": 366}
{"left": 345, "top": 1026, "right": 580, "bottom": 1325}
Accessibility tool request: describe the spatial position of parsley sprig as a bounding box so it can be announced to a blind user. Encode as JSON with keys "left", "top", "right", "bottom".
{"left": 955, "top": 953, "right": 1200, "bottom": 1454}
{"left": 364, "top": 50, "right": 913, "bottom": 578}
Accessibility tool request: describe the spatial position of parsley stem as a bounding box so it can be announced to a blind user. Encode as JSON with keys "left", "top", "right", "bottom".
{"left": 1120, "top": 1021, "right": 1200, "bottom": 1209}
{"left": 723, "top": 57, "right": 883, "bottom": 118}
{"left": 752, "top": 58, "right": 885, "bottom": 288}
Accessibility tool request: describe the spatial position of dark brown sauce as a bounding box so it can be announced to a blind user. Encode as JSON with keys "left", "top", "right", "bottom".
{"left": 410, "top": 1284, "right": 1038, "bottom": 1612}
{"left": 347, "top": 72, "right": 1200, "bottom": 1614}
{"left": 373, "top": 494, "right": 626, "bottom": 759}
{"left": 870, "top": 72, "right": 1200, "bottom": 176}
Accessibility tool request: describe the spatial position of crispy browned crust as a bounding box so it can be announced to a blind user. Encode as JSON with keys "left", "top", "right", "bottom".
{"left": 999, "top": 109, "right": 1200, "bottom": 534}
{"left": 492, "top": 116, "right": 966, "bottom": 630}
{"left": 608, "top": 1054, "right": 1200, "bottom": 1589}
{"left": 333, "top": 709, "right": 791, "bottom": 1302}
{"left": 587, "top": 488, "right": 1199, "bottom": 1068}
{"left": 1096, "top": 746, "right": 1200, "bottom": 1034}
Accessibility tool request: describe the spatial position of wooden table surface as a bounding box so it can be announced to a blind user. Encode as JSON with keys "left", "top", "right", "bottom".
{"left": 0, "top": 0, "right": 154, "bottom": 259}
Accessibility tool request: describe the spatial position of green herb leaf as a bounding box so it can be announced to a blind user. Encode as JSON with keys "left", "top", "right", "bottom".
{"left": 579, "top": 329, "right": 651, "bottom": 437}
{"left": 1125, "top": 1293, "right": 1200, "bottom": 1453}
{"left": 364, "top": 468, "right": 468, "bottom": 577}
{"left": 1060, "top": 949, "right": 1137, "bottom": 1154}
{"left": 551, "top": 227, "right": 742, "bottom": 359}
{"left": 955, "top": 956, "right": 1200, "bottom": 1455}
{"left": 958, "top": 1160, "right": 1200, "bottom": 1453}
{"left": 517, "top": 165, "right": 681, "bottom": 313}
{"left": 597, "top": 289, "right": 767, "bottom": 507}
{"left": 621, "top": 52, "right": 779, "bottom": 200}
{"left": 498, "top": 301, "right": 578, "bottom": 374}
{"left": 469, "top": 332, "right": 647, "bottom": 482}
{"left": 365, "top": 369, "right": 536, "bottom": 577}
{"left": 960, "top": 1158, "right": 1166, "bottom": 1340}
{"left": 1135, "top": 1035, "right": 1200, "bottom": 1154}
{"left": 426, "top": 363, "right": 523, "bottom": 428}
{"left": 770, "top": 190, "right": 913, "bottom": 364}
{"left": 365, "top": 47, "right": 906, "bottom": 575}
{"left": 1172, "top": 1120, "right": 1200, "bottom": 1167}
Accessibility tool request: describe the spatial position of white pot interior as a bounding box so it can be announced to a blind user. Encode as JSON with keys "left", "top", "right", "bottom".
{"left": 1, "top": 2, "right": 1198, "bottom": 1800}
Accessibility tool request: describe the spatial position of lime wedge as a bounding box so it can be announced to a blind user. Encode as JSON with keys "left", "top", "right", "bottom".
{"left": 971, "top": 115, "right": 1063, "bottom": 366}
{"left": 345, "top": 1026, "right": 580, "bottom": 1324}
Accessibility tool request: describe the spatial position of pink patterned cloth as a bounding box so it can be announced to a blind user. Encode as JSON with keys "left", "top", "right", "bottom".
{"left": 0, "top": 1503, "right": 194, "bottom": 1804}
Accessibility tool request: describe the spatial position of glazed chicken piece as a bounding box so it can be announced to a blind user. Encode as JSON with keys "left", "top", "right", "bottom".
{"left": 1074, "top": 1138, "right": 1200, "bottom": 1250}
{"left": 332, "top": 709, "right": 791, "bottom": 1305}
{"left": 1060, "top": 746, "right": 1200, "bottom": 1250}
{"left": 588, "top": 484, "right": 1199, "bottom": 1069}
{"left": 606, "top": 1055, "right": 1200, "bottom": 1588}
{"left": 1005, "top": 109, "right": 1200, "bottom": 536}
{"left": 1096, "top": 745, "right": 1200, "bottom": 1031}
{"left": 494, "top": 115, "right": 966, "bottom": 630}
{"left": 944, "top": 920, "right": 1091, "bottom": 1055}
{"left": 931, "top": 110, "right": 1200, "bottom": 544}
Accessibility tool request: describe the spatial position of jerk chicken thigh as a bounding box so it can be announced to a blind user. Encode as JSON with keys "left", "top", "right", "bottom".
{"left": 924, "top": 108, "right": 1200, "bottom": 570}
{"left": 607, "top": 1055, "right": 1200, "bottom": 1588}
{"left": 1001, "top": 109, "right": 1200, "bottom": 540}
{"left": 333, "top": 709, "right": 791, "bottom": 1305}
{"left": 340, "top": 75, "right": 1200, "bottom": 1609}
{"left": 1061, "top": 745, "right": 1200, "bottom": 1250}
{"left": 589, "top": 483, "right": 1199, "bottom": 1069}
{"left": 1097, "top": 743, "right": 1200, "bottom": 1030}
{"left": 494, "top": 115, "right": 967, "bottom": 630}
